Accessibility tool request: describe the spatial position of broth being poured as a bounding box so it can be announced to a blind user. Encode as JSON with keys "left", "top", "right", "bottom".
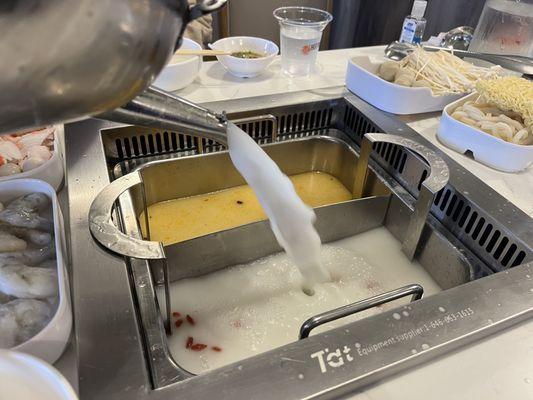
{"left": 227, "top": 122, "right": 330, "bottom": 293}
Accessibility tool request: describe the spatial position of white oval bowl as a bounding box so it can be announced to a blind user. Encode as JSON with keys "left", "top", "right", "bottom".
{"left": 438, "top": 92, "right": 533, "bottom": 172}
{"left": 210, "top": 36, "right": 279, "bottom": 78}
{"left": 0, "top": 125, "right": 64, "bottom": 192}
{"left": 153, "top": 38, "right": 202, "bottom": 91}
{"left": 345, "top": 56, "right": 464, "bottom": 115}
{"left": 0, "top": 350, "right": 77, "bottom": 400}
{"left": 1, "top": 179, "right": 72, "bottom": 364}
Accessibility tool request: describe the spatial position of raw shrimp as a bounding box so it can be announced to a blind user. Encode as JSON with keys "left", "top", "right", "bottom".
{"left": 0, "top": 163, "right": 22, "bottom": 176}
{"left": 23, "top": 145, "right": 52, "bottom": 161}
{"left": 0, "top": 264, "right": 58, "bottom": 299}
{"left": 0, "top": 291, "right": 13, "bottom": 304}
{"left": 0, "top": 140, "right": 22, "bottom": 161}
{"left": 0, "top": 305, "right": 18, "bottom": 348}
{"left": 3, "top": 192, "right": 49, "bottom": 212}
{"left": 0, "top": 193, "right": 52, "bottom": 232}
{"left": 0, "top": 231, "right": 27, "bottom": 252}
{"left": 15, "top": 127, "right": 54, "bottom": 150}
{"left": 21, "top": 157, "right": 47, "bottom": 172}
{"left": 0, "top": 299, "right": 52, "bottom": 347}
{"left": 20, "top": 145, "right": 52, "bottom": 172}
{"left": 0, "top": 242, "right": 55, "bottom": 265}
{"left": 0, "top": 222, "right": 52, "bottom": 246}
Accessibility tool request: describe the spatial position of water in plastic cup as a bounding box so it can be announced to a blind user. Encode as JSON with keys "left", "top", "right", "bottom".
{"left": 274, "top": 7, "right": 333, "bottom": 77}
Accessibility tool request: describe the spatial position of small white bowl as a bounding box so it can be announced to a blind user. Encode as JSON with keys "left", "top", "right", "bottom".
{"left": 153, "top": 38, "right": 202, "bottom": 91}
{"left": 0, "top": 125, "right": 64, "bottom": 192}
{"left": 438, "top": 93, "right": 533, "bottom": 172}
{"left": 0, "top": 350, "right": 78, "bottom": 400}
{"left": 209, "top": 36, "right": 279, "bottom": 78}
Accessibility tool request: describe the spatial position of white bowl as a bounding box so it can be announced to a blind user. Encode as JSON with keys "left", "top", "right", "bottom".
{"left": 0, "top": 125, "right": 64, "bottom": 191}
{"left": 438, "top": 93, "right": 533, "bottom": 172}
{"left": 0, "top": 350, "right": 77, "bottom": 400}
{"left": 1, "top": 179, "right": 72, "bottom": 364}
{"left": 345, "top": 56, "right": 464, "bottom": 115}
{"left": 153, "top": 38, "right": 202, "bottom": 91}
{"left": 210, "top": 36, "right": 278, "bottom": 78}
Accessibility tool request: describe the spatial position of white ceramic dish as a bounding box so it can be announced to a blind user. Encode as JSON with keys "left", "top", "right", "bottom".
{"left": 438, "top": 93, "right": 533, "bottom": 172}
{"left": 0, "top": 125, "right": 64, "bottom": 191}
{"left": 0, "top": 179, "right": 72, "bottom": 364}
{"left": 153, "top": 38, "right": 202, "bottom": 91}
{"left": 345, "top": 55, "right": 464, "bottom": 115}
{"left": 209, "top": 36, "right": 278, "bottom": 78}
{"left": 0, "top": 350, "right": 77, "bottom": 400}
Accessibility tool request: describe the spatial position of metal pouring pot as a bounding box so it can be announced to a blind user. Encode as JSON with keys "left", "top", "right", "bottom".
{"left": 0, "top": 0, "right": 226, "bottom": 134}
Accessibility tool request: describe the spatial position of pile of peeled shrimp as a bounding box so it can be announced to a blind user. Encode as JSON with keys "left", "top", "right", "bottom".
{"left": 0, "top": 193, "right": 58, "bottom": 348}
{"left": 451, "top": 98, "right": 532, "bottom": 145}
{"left": 0, "top": 126, "right": 55, "bottom": 177}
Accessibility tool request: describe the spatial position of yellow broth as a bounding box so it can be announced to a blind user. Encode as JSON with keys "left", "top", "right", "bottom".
{"left": 141, "top": 171, "right": 352, "bottom": 245}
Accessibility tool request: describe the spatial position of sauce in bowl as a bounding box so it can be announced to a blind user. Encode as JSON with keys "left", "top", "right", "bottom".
{"left": 230, "top": 50, "right": 266, "bottom": 59}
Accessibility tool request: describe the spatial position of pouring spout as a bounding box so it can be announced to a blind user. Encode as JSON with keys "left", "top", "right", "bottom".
{"left": 97, "top": 86, "right": 228, "bottom": 145}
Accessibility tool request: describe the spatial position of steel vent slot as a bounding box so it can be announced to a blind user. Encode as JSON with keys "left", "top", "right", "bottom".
{"left": 277, "top": 107, "right": 333, "bottom": 139}
{"left": 109, "top": 130, "right": 200, "bottom": 161}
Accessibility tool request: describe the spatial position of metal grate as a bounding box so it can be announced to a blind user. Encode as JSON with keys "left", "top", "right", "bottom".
{"left": 100, "top": 97, "right": 531, "bottom": 273}
{"left": 277, "top": 107, "right": 333, "bottom": 140}
{"left": 431, "top": 186, "right": 526, "bottom": 268}
{"left": 102, "top": 115, "right": 278, "bottom": 163}
{"left": 340, "top": 103, "right": 530, "bottom": 272}
{"left": 114, "top": 131, "right": 198, "bottom": 159}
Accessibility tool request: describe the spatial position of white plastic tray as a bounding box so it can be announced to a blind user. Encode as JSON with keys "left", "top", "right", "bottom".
{"left": 345, "top": 55, "right": 464, "bottom": 115}
{"left": 438, "top": 93, "right": 533, "bottom": 173}
{"left": 0, "top": 179, "right": 72, "bottom": 364}
{"left": 0, "top": 125, "right": 64, "bottom": 191}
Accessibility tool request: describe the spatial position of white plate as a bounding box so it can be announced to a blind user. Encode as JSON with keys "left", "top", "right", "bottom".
{"left": 438, "top": 93, "right": 533, "bottom": 173}
{"left": 0, "top": 179, "right": 72, "bottom": 363}
{"left": 345, "top": 55, "right": 464, "bottom": 115}
{"left": 0, "top": 350, "right": 77, "bottom": 400}
{"left": 0, "top": 125, "right": 64, "bottom": 191}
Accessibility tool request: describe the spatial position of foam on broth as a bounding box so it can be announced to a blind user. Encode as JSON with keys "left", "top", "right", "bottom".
{"left": 161, "top": 227, "right": 441, "bottom": 374}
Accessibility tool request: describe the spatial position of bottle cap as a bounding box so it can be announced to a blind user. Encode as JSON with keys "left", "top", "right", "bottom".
{"left": 411, "top": 0, "right": 427, "bottom": 19}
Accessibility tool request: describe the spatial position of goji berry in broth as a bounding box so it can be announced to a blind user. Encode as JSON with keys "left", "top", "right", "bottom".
{"left": 186, "top": 314, "right": 195, "bottom": 325}
{"left": 172, "top": 312, "right": 181, "bottom": 318}
{"left": 191, "top": 343, "right": 207, "bottom": 351}
{"left": 211, "top": 346, "right": 222, "bottom": 352}
{"left": 174, "top": 319, "right": 183, "bottom": 328}
{"left": 186, "top": 337, "right": 194, "bottom": 349}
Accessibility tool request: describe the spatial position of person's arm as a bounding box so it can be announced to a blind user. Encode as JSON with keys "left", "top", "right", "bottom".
{"left": 184, "top": 0, "right": 213, "bottom": 48}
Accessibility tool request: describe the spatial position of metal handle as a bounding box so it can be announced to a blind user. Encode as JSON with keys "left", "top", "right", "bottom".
{"left": 98, "top": 86, "right": 228, "bottom": 146}
{"left": 89, "top": 171, "right": 174, "bottom": 333}
{"left": 89, "top": 171, "right": 165, "bottom": 260}
{"left": 299, "top": 284, "right": 423, "bottom": 339}
{"left": 353, "top": 133, "right": 449, "bottom": 260}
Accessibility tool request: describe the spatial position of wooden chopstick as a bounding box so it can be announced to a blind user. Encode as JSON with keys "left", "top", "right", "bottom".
{"left": 174, "top": 49, "right": 232, "bottom": 56}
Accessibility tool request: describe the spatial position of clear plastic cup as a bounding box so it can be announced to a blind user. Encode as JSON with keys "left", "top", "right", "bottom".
{"left": 273, "top": 7, "right": 333, "bottom": 77}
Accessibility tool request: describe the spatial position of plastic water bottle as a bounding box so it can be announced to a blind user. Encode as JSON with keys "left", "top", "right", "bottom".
{"left": 399, "top": 0, "right": 427, "bottom": 45}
